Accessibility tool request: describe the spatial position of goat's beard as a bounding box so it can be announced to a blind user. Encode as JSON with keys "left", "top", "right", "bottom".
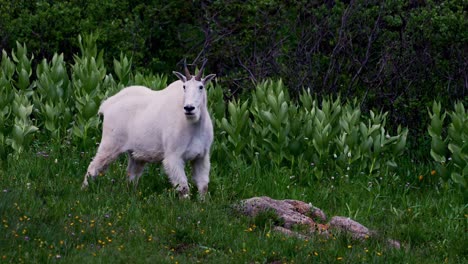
{"left": 185, "top": 111, "right": 200, "bottom": 123}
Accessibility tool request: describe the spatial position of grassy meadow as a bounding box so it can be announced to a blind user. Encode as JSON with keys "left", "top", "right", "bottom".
{"left": 0, "top": 142, "right": 466, "bottom": 263}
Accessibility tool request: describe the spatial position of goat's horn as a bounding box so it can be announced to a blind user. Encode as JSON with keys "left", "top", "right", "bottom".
{"left": 195, "top": 59, "right": 207, "bottom": 81}
{"left": 183, "top": 59, "right": 191, "bottom": 79}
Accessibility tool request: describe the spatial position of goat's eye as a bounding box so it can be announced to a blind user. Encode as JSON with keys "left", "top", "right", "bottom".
{"left": 199, "top": 85, "right": 203, "bottom": 90}
{"left": 183, "top": 85, "right": 186, "bottom": 90}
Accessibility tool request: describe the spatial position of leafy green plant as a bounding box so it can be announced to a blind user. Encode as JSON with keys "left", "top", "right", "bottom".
{"left": 447, "top": 103, "right": 467, "bottom": 188}
{"left": 33, "top": 53, "right": 72, "bottom": 139}
{"left": 5, "top": 93, "right": 38, "bottom": 155}
{"left": 218, "top": 99, "right": 251, "bottom": 161}
{"left": 71, "top": 34, "right": 117, "bottom": 148}
{"left": 133, "top": 72, "right": 168, "bottom": 91}
{"left": 0, "top": 44, "right": 38, "bottom": 158}
{"left": 113, "top": 52, "right": 132, "bottom": 87}
{"left": 250, "top": 80, "right": 294, "bottom": 165}
{"left": 428, "top": 102, "right": 447, "bottom": 165}
{"left": 428, "top": 101, "right": 467, "bottom": 188}
{"left": 11, "top": 42, "right": 34, "bottom": 92}
{"left": 0, "top": 106, "right": 10, "bottom": 160}
{"left": 207, "top": 84, "right": 226, "bottom": 161}
{"left": 304, "top": 95, "right": 343, "bottom": 179}
{"left": 0, "top": 50, "right": 15, "bottom": 158}
{"left": 208, "top": 84, "right": 225, "bottom": 122}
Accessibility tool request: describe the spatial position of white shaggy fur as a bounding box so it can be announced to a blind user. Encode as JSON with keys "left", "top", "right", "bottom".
{"left": 82, "top": 65, "right": 216, "bottom": 198}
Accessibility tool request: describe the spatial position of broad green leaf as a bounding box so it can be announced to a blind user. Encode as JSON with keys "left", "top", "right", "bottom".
{"left": 451, "top": 172, "right": 466, "bottom": 187}
{"left": 267, "top": 94, "right": 278, "bottom": 110}
{"left": 279, "top": 102, "right": 288, "bottom": 122}
{"left": 431, "top": 137, "right": 447, "bottom": 156}
{"left": 393, "top": 128, "right": 408, "bottom": 155}
{"left": 386, "top": 160, "right": 398, "bottom": 168}
{"left": 359, "top": 122, "right": 368, "bottom": 136}
{"left": 430, "top": 149, "right": 446, "bottom": 163}
{"left": 17, "top": 68, "right": 30, "bottom": 90}
{"left": 261, "top": 111, "right": 275, "bottom": 127}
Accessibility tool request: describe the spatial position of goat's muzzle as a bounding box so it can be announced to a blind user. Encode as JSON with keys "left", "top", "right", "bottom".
{"left": 184, "top": 105, "right": 195, "bottom": 116}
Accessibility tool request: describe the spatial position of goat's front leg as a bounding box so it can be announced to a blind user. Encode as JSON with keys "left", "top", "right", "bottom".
{"left": 163, "top": 155, "right": 189, "bottom": 198}
{"left": 191, "top": 154, "right": 210, "bottom": 200}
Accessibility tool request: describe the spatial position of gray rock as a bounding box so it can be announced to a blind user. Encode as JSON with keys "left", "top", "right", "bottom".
{"left": 237, "top": 196, "right": 401, "bottom": 249}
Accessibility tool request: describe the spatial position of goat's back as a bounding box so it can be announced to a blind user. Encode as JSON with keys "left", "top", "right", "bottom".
{"left": 97, "top": 83, "right": 204, "bottom": 161}
{"left": 99, "top": 86, "right": 156, "bottom": 115}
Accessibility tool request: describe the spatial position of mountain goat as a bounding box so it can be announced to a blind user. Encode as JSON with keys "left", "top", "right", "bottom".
{"left": 81, "top": 60, "right": 216, "bottom": 198}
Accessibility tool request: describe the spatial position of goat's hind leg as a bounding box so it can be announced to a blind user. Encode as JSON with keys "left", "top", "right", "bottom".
{"left": 82, "top": 146, "right": 121, "bottom": 189}
{"left": 126, "top": 153, "right": 146, "bottom": 187}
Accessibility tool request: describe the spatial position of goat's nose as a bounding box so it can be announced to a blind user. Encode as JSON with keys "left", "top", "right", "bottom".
{"left": 184, "top": 105, "right": 195, "bottom": 112}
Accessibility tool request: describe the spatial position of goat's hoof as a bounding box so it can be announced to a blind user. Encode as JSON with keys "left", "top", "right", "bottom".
{"left": 198, "top": 194, "right": 206, "bottom": 202}
{"left": 197, "top": 186, "right": 208, "bottom": 201}
{"left": 81, "top": 181, "right": 89, "bottom": 190}
{"left": 178, "top": 187, "right": 190, "bottom": 199}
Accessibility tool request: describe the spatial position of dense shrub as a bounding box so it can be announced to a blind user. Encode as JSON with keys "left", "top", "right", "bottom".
{"left": 214, "top": 79, "right": 408, "bottom": 184}
{"left": 0, "top": 0, "right": 198, "bottom": 73}
{"left": 0, "top": 0, "right": 465, "bottom": 138}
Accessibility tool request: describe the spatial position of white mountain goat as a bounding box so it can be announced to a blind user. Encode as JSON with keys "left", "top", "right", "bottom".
{"left": 81, "top": 60, "right": 216, "bottom": 198}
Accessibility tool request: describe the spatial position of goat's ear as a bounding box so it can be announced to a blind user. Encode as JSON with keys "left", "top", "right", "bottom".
{"left": 173, "top": 71, "right": 187, "bottom": 82}
{"left": 202, "top": 74, "right": 216, "bottom": 85}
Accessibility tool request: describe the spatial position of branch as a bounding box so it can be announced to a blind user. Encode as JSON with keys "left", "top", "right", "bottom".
{"left": 347, "top": 5, "right": 383, "bottom": 94}
{"left": 322, "top": 0, "right": 355, "bottom": 91}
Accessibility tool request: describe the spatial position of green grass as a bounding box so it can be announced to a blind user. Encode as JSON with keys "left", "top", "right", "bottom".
{"left": 0, "top": 144, "right": 466, "bottom": 263}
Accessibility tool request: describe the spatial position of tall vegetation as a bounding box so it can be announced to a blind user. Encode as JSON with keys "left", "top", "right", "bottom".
{"left": 0, "top": 37, "right": 466, "bottom": 189}
{"left": 0, "top": 0, "right": 466, "bottom": 136}
{"left": 215, "top": 79, "right": 408, "bottom": 184}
